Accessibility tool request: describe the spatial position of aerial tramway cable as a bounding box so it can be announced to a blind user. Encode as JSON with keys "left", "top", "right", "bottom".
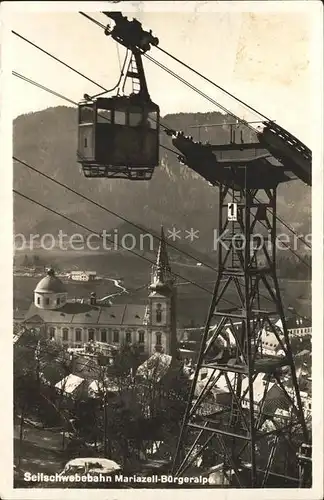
{"left": 79, "top": 11, "right": 256, "bottom": 131}
{"left": 12, "top": 69, "right": 311, "bottom": 266}
{"left": 79, "top": 12, "right": 312, "bottom": 186}
{"left": 155, "top": 45, "right": 270, "bottom": 122}
{"left": 12, "top": 30, "right": 311, "bottom": 260}
{"left": 12, "top": 78, "right": 310, "bottom": 310}
{"left": 14, "top": 153, "right": 310, "bottom": 311}
{"left": 13, "top": 188, "right": 217, "bottom": 297}
{"left": 13, "top": 155, "right": 220, "bottom": 274}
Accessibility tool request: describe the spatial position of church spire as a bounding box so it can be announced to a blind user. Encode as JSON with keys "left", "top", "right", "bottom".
{"left": 150, "top": 226, "right": 173, "bottom": 292}
{"left": 156, "top": 226, "right": 171, "bottom": 279}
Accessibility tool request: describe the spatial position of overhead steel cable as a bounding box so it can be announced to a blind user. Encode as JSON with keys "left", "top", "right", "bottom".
{"left": 12, "top": 27, "right": 311, "bottom": 259}
{"left": 79, "top": 11, "right": 252, "bottom": 130}
{"left": 160, "top": 144, "right": 180, "bottom": 155}
{"left": 12, "top": 70, "right": 177, "bottom": 151}
{"left": 79, "top": 11, "right": 107, "bottom": 29}
{"left": 12, "top": 30, "right": 108, "bottom": 92}
{"left": 13, "top": 155, "right": 220, "bottom": 274}
{"left": 143, "top": 53, "right": 241, "bottom": 124}
{"left": 11, "top": 29, "right": 175, "bottom": 136}
{"left": 12, "top": 71, "right": 77, "bottom": 106}
{"left": 270, "top": 212, "right": 311, "bottom": 250}
{"left": 14, "top": 154, "right": 310, "bottom": 311}
{"left": 253, "top": 196, "right": 311, "bottom": 250}
{"left": 155, "top": 45, "right": 270, "bottom": 122}
{"left": 13, "top": 189, "right": 216, "bottom": 297}
{"left": 82, "top": 8, "right": 269, "bottom": 122}
{"left": 12, "top": 72, "right": 310, "bottom": 269}
{"left": 12, "top": 30, "right": 311, "bottom": 251}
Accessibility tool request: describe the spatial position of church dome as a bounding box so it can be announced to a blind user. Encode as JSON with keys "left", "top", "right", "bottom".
{"left": 35, "top": 269, "right": 66, "bottom": 293}
{"left": 149, "top": 279, "right": 172, "bottom": 295}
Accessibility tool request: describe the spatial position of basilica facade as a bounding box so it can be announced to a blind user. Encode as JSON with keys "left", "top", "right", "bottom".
{"left": 23, "top": 228, "right": 177, "bottom": 358}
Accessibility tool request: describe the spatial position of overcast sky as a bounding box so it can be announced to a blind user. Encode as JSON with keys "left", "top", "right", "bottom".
{"left": 4, "top": 1, "right": 321, "bottom": 145}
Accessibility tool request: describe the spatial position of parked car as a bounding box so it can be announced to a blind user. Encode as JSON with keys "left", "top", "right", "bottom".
{"left": 55, "top": 457, "right": 122, "bottom": 488}
{"left": 61, "top": 456, "right": 121, "bottom": 474}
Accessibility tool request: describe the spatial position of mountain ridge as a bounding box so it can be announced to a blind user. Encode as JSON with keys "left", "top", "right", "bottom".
{"left": 13, "top": 106, "right": 311, "bottom": 257}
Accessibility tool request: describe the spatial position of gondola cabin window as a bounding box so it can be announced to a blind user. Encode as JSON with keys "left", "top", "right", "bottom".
{"left": 97, "top": 109, "right": 111, "bottom": 124}
{"left": 78, "top": 105, "right": 95, "bottom": 160}
{"left": 114, "top": 110, "right": 127, "bottom": 125}
{"left": 80, "top": 106, "right": 94, "bottom": 124}
{"left": 147, "top": 110, "right": 158, "bottom": 129}
{"left": 129, "top": 108, "right": 143, "bottom": 127}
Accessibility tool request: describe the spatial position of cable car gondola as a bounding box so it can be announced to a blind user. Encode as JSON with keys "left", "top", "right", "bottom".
{"left": 77, "top": 13, "right": 160, "bottom": 181}
{"left": 78, "top": 92, "right": 159, "bottom": 180}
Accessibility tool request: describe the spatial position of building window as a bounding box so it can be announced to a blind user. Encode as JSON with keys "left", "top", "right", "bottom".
{"left": 56, "top": 297, "right": 61, "bottom": 306}
{"left": 101, "top": 329, "right": 107, "bottom": 343}
{"left": 62, "top": 328, "right": 69, "bottom": 342}
{"left": 138, "top": 330, "right": 145, "bottom": 344}
{"left": 75, "top": 329, "right": 82, "bottom": 342}
{"left": 156, "top": 303, "right": 162, "bottom": 323}
{"left": 125, "top": 330, "right": 132, "bottom": 343}
{"left": 37, "top": 297, "right": 40, "bottom": 305}
{"left": 88, "top": 329, "right": 95, "bottom": 342}
{"left": 49, "top": 327, "right": 56, "bottom": 337}
{"left": 113, "top": 329, "right": 119, "bottom": 343}
{"left": 156, "top": 332, "right": 162, "bottom": 346}
{"left": 45, "top": 298, "right": 50, "bottom": 305}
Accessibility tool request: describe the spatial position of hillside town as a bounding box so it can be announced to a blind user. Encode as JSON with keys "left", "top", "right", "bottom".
{"left": 7, "top": 4, "right": 318, "bottom": 493}
{"left": 13, "top": 228, "right": 312, "bottom": 487}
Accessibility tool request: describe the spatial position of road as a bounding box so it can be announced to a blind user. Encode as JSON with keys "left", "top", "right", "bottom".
{"left": 98, "top": 278, "right": 129, "bottom": 303}
{"left": 14, "top": 423, "right": 66, "bottom": 475}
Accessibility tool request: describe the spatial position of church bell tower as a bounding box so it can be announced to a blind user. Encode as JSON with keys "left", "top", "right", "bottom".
{"left": 148, "top": 227, "right": 177, "bottom": 357}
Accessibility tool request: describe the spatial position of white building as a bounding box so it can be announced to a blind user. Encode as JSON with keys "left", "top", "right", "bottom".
{"left": 69, "top": 271, "right": 97, "bottom": 281}
{"left": 276, "top": 316, "right": 312, "bottom": 337}
{"left": 259, "top": 328, "right": 285, "bottom": 357}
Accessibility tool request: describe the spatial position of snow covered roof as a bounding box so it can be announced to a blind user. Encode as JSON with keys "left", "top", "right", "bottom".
{"left": 88, "top": 379, "right": 119, "bottom": 397}
{"left": 136, "top": 353, "right": 173, "bottom": 383}
{"left": 240, "top": 374, "right": 274, "bottom": 403}
{"left": 55, "top": 374, "right": 84, "bottom": 394}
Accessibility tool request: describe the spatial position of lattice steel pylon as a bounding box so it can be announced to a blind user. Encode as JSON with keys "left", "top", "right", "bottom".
{"left": 171, "top": 146, "right": 310, "bottom": 487}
